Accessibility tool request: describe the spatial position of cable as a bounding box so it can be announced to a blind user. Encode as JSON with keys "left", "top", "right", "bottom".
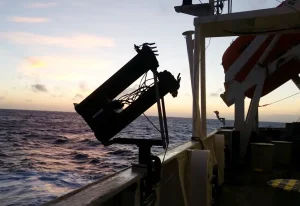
{"left": 223, "top": 26, "right": 300, "bottom": 35}
{"left": 161, "top": 96, "right": 169, "bottom": 145}
{"left": 153, "top": 71, "right": 166, "bottom": 148}
{"left": 259, "top": 91, "right": 300, "bottom": 107}
{"left": 118, "top": 69, "right": 170, "bottom": 161}
{"left": 214, "top": 0, "right": 225, "bottom": 15}
{"left": 118, "top": 44, "right": 157, "bottom": 105}
{"left": 162, "top": 144, "right": 168, "bottom": 163}
{"left": 142, "top": 190, "right": 157, "bottom": 206}
{"left": 205, "top": 37, "right": 211, "bottom": 50}
{"left": 229, "top": 0, "right": 232, "bottom": 13}
{"left": 222, "top": 1, "right": 300, "bottom": 35}
{"left": 118, "top": 72, "right": 154, "bottom": 105}
{"left": 143, "top": 113, "right": 161, "bottom": 133}
{"left": 142, "top": 113, "right": 168, "bottom": 206}
{"left": 143, "top": 113, "right": 169, "bottom": 163}
{"left": 275, "top": 0, "right": 300, "bottom": 13}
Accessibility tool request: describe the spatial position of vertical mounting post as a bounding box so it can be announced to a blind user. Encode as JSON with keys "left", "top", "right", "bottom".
{"left": 153, "top": 71, "right": 166, "bottom": 148}
{"left": 228, "top": 0, "right": 230, "bottom": 13}
{"left": 193, "top": 25, "right": 202, "bottom": 139}
{"left": 183, "top": 30, "right": 197, "bottom": 137}
{"left": 200, "top": 28, "right": 207, "bottom": 136}
{"left": 292, "top": 75, "right": 300, "bottom": 90}
{"left": 183, "top": 31, "right": 195, "bottom": 89}
{"left": 209, "top": 0, "right": 214, "bottom": 15}
{"left": 234, "top": 90, "right": 245, "bottom": 132}
{"left": 231, "top": 35, "right": 281, "bottom": 157}
{"left": 241, "top": 68, "right": 266, "bottom": 157}
{"left": 161, "top": 96, "right": 169, "bottom": 146}
{"left": 252, "top": 108, "right": 259, "bottom": 134}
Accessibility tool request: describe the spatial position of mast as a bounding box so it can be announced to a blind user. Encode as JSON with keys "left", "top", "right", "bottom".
{"left": 175, "top": 0, "right": 232, "bottom": 139}
{"left": 292, "top": 75, "right": 300, "bottom": 90}
{"left": 176, "top": 0, "right": 300, "bottom": 158}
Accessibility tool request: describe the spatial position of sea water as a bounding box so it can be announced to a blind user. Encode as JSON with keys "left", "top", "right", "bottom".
{"left": 0, "top": 109, "right": 285, "bottom": 206}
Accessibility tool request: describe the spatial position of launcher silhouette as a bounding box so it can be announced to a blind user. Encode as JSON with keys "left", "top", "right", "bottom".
{"left": 74, "top": 43, "right": 181, "bottom": 147}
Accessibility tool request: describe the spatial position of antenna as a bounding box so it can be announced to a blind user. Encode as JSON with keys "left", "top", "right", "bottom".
{"left": 214, "top": 110, "right": 226, "bottom": 127}
{"left": 175, "top": 0, "right": 232, "bottom": 17}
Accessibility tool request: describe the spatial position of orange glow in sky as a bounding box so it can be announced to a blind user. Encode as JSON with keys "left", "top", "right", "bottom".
{"left": 0, "top": 0, "right": 299, "bottom": 122}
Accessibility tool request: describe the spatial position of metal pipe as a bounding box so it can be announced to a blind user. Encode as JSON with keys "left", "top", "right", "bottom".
{"left": 234, "top": 90, "right": 245, "bottom": 132}
{"left": 193, "top": 26, "right": 202, "bottom": 139}
{"left": 292, "top": 75, "right": 300, "bottom": 90}
{"left": 153, "top": 71, "right": 166, "bottom": 148}
{"left": 161, "top": 96, "right": 169, "bottom": 146}
{"left": 209, "top": 0, "right": 214, "bottom": 15}
{"left": 259, "top": 35, "right": 281, "bottom": 66}
{"left": 183, "top": 31, "right": 195, "bottom": 90}
{"left": 228, "top": 0, "right": 230, "bottom": 13}
{"left": 183, "top": 31, "right": 198, "bottom": 137}
{"left": 183, "top": 31, "right": 199, "bottom": 137}
{"left": 242, "top": 69, "right": 265, "bottom": 156}
{"left": 200, "top": 28, "right": 207, "bottom": 137}
{"left": 238, "top": 36, "right": 281, "bottom": 156}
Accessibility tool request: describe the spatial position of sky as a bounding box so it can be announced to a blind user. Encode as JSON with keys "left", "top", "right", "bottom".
{"left": 0, "top": 0, "right": 299, "bottom": 122}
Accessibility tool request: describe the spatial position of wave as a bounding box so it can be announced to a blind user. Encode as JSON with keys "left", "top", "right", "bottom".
{"left": 89, "top": 159, "right": 100, "bottom": 164}
{"left": 24, "top": 134, "right": 39, "bottom": 138}
{"left": 0, "top": 109, "right": 285, "bottom": 206}
{"left": 80, "top": 138, "right": 100, "bottom": 147}
{"left": 54, "top": 137, "right": 69, "bottom": 144}
{"left": 0, "top": 149, "right": 8, "bottom": 157}
{"left": 107, "top": 149, "right": 134, "bottom": 156}
{"left": 38, "top": 176, "right": 58, "bottom": 182}
{"left": 73, "top": 152, "right": 89, "bottom": 160}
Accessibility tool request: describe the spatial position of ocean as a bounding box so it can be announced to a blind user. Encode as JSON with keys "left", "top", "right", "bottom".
{"left": 0, "top": 109, "right": 285, "bottom": 206}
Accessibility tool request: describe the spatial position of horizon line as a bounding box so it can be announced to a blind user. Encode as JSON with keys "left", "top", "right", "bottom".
{"left": 0, "top": 107, "right": 291, "bottom": 123}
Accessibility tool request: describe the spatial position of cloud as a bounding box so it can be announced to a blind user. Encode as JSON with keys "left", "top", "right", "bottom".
{"left": 157, "top": 1, "right": 168, "bottom": 13}
{"left": 51, "top": 86, "right": 65, "bottom": 97}
{"left": 25, "top": 99, "right": 32, "bottom": 102}
{"left": 19, "top": 55, "right": 112, "bottom": 81}
{"left": 210, "top": 88, "right": 224, "bottom": 97}
{"left": 51, "top": 94, "right": 64, "bottom": 98}
{"left": 26, "top": 57, "right": 47, "bottom": 68}
{"left": 0, "top": 96, "right": 4, "bottom": 100}
{"left": 79, "top": 81, "right": 89, "bottom": 92}
{"left": 31, "top": 84, "right": 48, "bottom": 93}
{"left": 7, "top": 16, "right": 49, "bottom": 23}
{"left": 210, "top": 93, "right": 219, "bottom": 97}
{"left": 0, "top": 32, "right": 115, "bottom": 49}
{"left": 27, "top": 2, "right": 57, "bottom": 8}
{"left": 73, "top": 93, "right": 84, "bottom": 100}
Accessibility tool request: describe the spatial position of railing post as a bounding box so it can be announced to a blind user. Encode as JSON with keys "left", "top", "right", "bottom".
{"left": 234, "top": 89, "right": 245, "bottom": 132}
{"left": 199, "top": 27, "right": 207, "bottom": 136}
{"left": 192, "top": 25, "right": 202, "bottom": 139}
{"left": 292, "top": 75, "right": 300, "bottom": 90}
{"left": 183, "top": 31, "right": 199, "bottom": 138}
{"left": 183, "top": 31, "right": 195, "bottom": 83}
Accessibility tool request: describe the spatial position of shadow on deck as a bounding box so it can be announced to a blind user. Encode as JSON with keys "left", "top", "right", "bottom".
{"left": 220, "top": 169, "right": 300, "bottom": 206}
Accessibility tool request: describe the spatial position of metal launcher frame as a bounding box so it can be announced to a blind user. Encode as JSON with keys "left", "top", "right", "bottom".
{"left": 176, "top": 0, "right": 300, "bottom": 158}
{"left": 75, "top": 43, "right": 180, "bottom": 148}
{"left": 74, "top": 42, "right": 183, "bottom": 193}
{"left": 74, "top": 43, "right": 181, "bottom": 204}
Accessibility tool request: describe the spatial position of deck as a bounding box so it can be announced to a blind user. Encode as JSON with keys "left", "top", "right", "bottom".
{"left": 221, "top": 169, "right": 300, "bottom": 206}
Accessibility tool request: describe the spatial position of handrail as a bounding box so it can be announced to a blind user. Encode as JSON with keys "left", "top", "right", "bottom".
{"left": 44, "top": 131, "right": 219, "bottom": 206}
